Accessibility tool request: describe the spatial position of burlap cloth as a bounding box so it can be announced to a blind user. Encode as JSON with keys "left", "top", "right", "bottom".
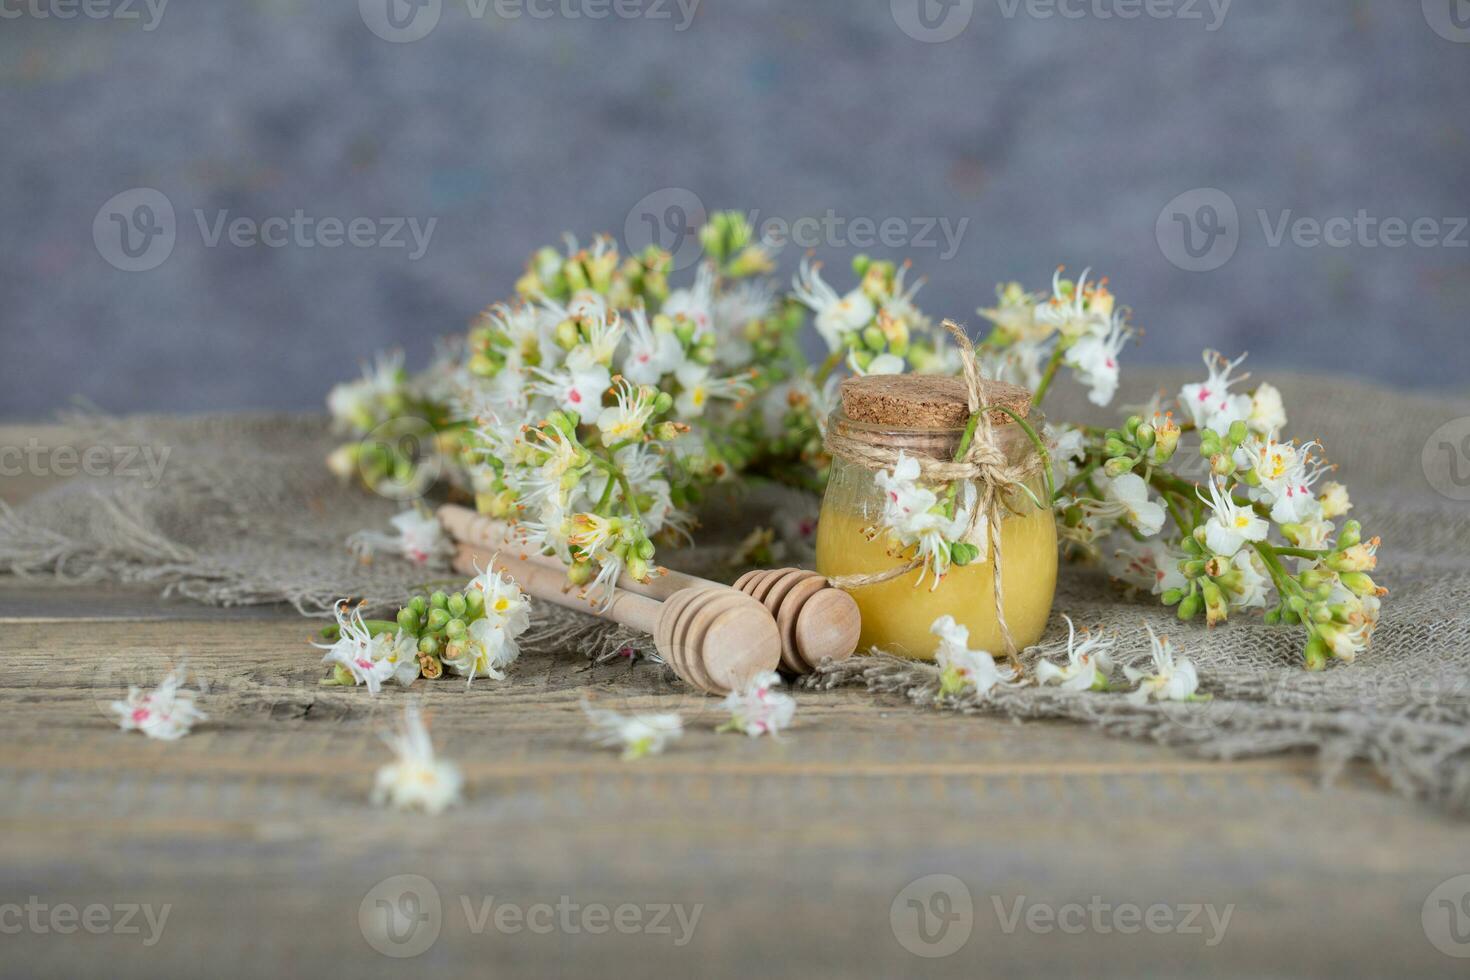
{"left": 3, "top": 370, "right": 1469, "bottom": 812}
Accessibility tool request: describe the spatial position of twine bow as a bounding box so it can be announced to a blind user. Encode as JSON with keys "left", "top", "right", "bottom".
{"left": 825, "top": 321, "right": 1037, "bottom": 663}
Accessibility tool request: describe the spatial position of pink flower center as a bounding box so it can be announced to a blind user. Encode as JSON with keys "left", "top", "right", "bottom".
{"left": 131, "top": 708, "right": 151, "bottom": 723}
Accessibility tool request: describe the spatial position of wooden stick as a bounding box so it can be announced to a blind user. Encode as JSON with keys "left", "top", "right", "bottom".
{"left": 440, "top": 505, "right": 861, "bottom": 672}
{"left": 452, "top": 545, "right": 780, "bottom": 696}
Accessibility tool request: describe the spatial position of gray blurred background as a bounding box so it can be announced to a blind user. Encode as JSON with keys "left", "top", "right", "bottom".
{"left": 2, "top": 0, "right": 1468, "bottom": 417}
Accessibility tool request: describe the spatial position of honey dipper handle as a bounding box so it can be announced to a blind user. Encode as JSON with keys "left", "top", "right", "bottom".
{"left": 451, "top": 546, "right": 664, "bottom": 636}
{"left": 439, "top": 504, "right": 706, "bottom": 601}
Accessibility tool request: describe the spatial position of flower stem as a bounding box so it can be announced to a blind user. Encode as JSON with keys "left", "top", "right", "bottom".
{"left": 1030, "top": 348, "right": 1066, "bottom": 407}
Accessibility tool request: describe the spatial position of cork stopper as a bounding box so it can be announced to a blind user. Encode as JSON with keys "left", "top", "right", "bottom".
{"left": 839, "top": 374, "right": 1032, "bottom": 430}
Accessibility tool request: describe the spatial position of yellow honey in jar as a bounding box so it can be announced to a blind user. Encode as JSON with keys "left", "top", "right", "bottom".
{"left": 815, "top": 374, "right": 1057, "bottom": 660}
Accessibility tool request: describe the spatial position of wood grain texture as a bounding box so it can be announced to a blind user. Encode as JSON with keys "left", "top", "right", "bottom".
{"left": 1, "top": 598, "right": 1466, "bottom": 980}
{"left": 2, "top": 426, "right": 1467, "bottom": 979}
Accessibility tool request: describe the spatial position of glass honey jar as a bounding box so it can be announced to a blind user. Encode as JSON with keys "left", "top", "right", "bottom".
{"left": 815, "top": 373, "right": 1057, "bottom": 660}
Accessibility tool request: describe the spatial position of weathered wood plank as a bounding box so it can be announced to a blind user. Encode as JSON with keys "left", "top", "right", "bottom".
{"left": 0, "top": 617, "right": 1464, "bottom": 978}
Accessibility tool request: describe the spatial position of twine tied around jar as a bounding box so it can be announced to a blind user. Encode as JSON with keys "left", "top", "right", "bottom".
{"left": 823, "top": 320, "right": 1047, "bottom": 663}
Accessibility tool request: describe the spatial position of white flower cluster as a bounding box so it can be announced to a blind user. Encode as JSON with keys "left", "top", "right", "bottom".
{"left": 719, "top": 671, "right": 797, "bottom": 737}
{"left": 372, "top": 703, "right": 464, "bottom": 815}
{"left": 582, "top": 701, "right": 684, "bottom": 760}
{"left": 460, "top": 240, "right": 769, "bottom": 603}
{"left": 1031, "top": 616, "right": 1204, "bottom": 703}
{"left": 978, "top": 268, "right": 1135, "bottom": 406}
{"left": 1056, "top": 348, "right": 1382, "bottom": 670}
{"left": 872, "top": 452, "right": 982, "bottom": 586}
{"left": 317, "top": 563, "right": 531, "bottom": 692}
{"left": 791, "top": 257, "right": 937, "bottom": 376}
{"left": 348, "top": 508, "right": 450, "bottom": 567}
{"left": 930, "top": 615, "right": 1017, "bottom": 699}
{"left": 111, "top": 662, "right": 207, "bottom": 740}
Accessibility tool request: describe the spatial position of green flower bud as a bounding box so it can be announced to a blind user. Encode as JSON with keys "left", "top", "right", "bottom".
{"left": 1304, "top": 633, "right": 1329, "bottom": 671}
{"left": 949, "top": 541, "right": 981, "bottom": 567}
{"left": 566, "top": 561, "right": 593, "bottom": 586}
{"left": 652, "top": 392, "right": 674, "bottom": 416}
{"left": 1228, "top": 420, "right": 1248, "bottom": 447}
{"left": 1103, "top": 457, "right": 1135, "bottom": 478}
{"left": 418, "top": 634, "right": 440, "bottom": 656}
{"left": 851, "top": 254, "right": 872, "bottom": 277}
{"left": 465, "top": 589, "right": 485, "bottom": 614}
{"left": 445, "top": 618, "right": 467, "bottom": 639}
{"left": 1161, "top": 588, "right": 1184, "bottom": 606}
{"left": 1339, "top": 572, "right": 1378, "bottom": 597}
{"left": 396, "top": 607, "right": 420, "bottom": 634}
{"left": 425, "top": 608, "right": 451, "bottom": 632}
{"left": 1178, "top": 593, "right": 1202, "bottom": 621}
{"left": 1337, "top": 520, "right": 1362, "bottom": 550}
{"left": 447, "top": 593, "right": 468, "bottom": 618}
{"left": 1134, "top": 423, "right": 1156, "bottom": 449}
{"left": 429, "top": 591, "right": 448, "bottom": 610}
{"left": 409, "top": 595, "right": 427, "bottom": 616}
{"left": 554, "top": 319, "right": 580, "bottom": 349}
{"left": 1201, "top": 580, "right": 1228, "bottom": 626}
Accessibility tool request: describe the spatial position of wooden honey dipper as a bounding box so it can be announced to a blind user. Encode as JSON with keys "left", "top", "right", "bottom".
{"left": 440, "top": 504, "right": 861, "bottom": 674}
{"left": 450, "top": 546, "right": 779, "bottom": 697}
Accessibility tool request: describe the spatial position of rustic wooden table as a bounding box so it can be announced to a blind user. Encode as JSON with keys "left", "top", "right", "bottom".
{"left": 2, "top": 423, "right": 1466, "bottom": 979}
